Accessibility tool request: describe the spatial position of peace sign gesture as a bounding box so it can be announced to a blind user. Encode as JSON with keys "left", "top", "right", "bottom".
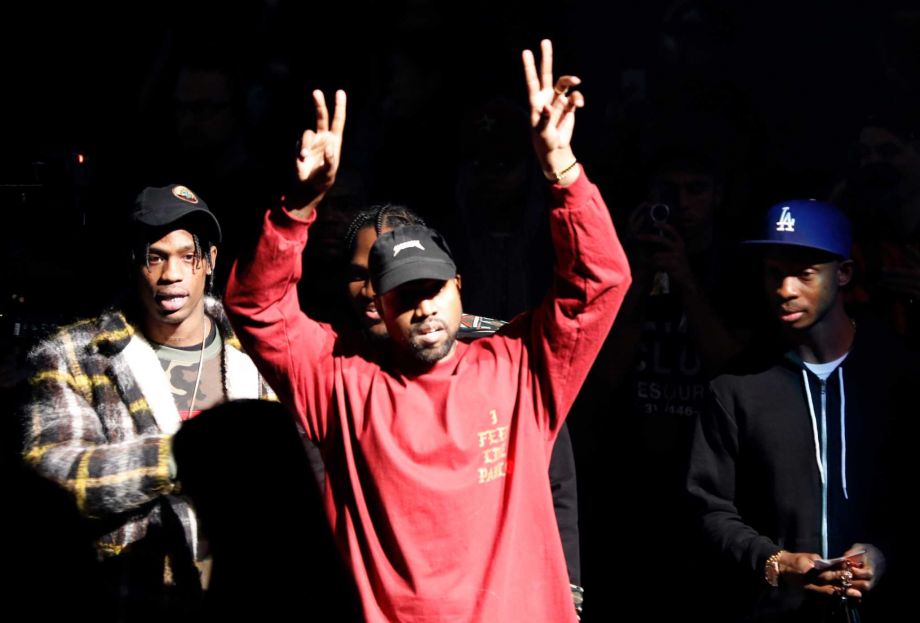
{"left": 522, "top": 40, "right": 583, "bottom": 184}
{"left": 289, "top": 89, "right": 346, "bottom": 218}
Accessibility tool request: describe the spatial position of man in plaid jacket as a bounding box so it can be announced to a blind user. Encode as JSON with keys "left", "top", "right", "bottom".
{"left": 20, "top": 185, "right": 274, "bottom": 620}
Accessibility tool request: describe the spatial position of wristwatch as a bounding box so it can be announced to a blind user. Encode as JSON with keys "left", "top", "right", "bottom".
{"left": 765, "top": 550, "right": 784, "bottom": 587}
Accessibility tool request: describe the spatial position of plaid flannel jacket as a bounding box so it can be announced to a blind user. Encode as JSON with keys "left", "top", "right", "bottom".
{"left": 21, "top": 296, "right": 273, "bottom": 559}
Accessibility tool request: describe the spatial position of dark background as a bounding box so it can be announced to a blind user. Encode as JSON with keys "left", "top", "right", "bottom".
{"left": 5, "top": 0, "right": 915, "bottom": 342}
{"left": 2, "top": 1, "right": 918, "bottom": 620}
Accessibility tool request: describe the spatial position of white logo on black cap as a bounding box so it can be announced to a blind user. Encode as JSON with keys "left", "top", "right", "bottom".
{"left": 776, "top": 206, "right": 795, "bottom": 232}
{"left": 393, "top": 240, "right": 425, "bottom": 256}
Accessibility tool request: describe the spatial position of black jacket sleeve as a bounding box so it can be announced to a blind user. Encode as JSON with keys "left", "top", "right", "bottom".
{"left": 686, "top": 388, "right": 777, "bottom": 578}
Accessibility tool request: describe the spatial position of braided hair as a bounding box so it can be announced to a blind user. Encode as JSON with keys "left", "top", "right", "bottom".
{"left": 343, "top": 204, "right": 426, "bottom": 258}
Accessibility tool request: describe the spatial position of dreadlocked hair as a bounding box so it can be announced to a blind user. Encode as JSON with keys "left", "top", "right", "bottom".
{"left": 343, "top": 204, "right": 426, "bottom": 256}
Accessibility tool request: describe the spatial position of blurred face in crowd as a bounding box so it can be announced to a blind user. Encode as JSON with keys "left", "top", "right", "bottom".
{"left": 173, "top": 67, "right": 238, "bottom": 157}
{"left": 650, "top": 170, "right": 721, "bottom": 254}
{"left": 853, "top": 125, "right": 920, "bottom": 235}
{"left": 347, "top": 226, "right": 389, "bottom": 341}
{"left": 857, "top": 125, "right": 919, "bottom": 177}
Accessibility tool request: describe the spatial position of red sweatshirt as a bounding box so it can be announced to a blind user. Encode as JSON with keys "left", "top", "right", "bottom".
{"left": 226, "top": 172, "right": 630, "bottom": 622}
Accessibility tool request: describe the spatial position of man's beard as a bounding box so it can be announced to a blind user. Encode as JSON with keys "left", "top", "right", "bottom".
{"left": 409, "top": 332, "right": 457, "bottom": 363}
{"left": 407, "top": 320, "right": 458, "bottom": 364}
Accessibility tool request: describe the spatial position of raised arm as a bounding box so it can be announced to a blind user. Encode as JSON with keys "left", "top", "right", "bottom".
{"left": 518, "top": 40, "right": 631, "bottom": 425}
{"left": 225, "top": 90, "right": 347, "bottom": 441}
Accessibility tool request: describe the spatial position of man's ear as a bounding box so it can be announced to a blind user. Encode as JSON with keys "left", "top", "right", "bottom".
{"left": 837, "top": 259, "right": 855, "bottom": 288}
{"left": 208, "top": 245, "right": 218, "bottom": 274}
{"left": 455, "top": 274, "right": 462, "bottom": 293}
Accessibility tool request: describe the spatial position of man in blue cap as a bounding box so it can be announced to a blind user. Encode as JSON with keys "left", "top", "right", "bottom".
{"left": 687, "top": 199, "right": 913, "bottom": 620}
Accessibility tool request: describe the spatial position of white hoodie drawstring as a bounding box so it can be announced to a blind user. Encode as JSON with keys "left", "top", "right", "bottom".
{"left": 802, "top": 366, "right": 849, "bottom": 559}
{"left": 803, "top": 370, "right": 825, "bottom": 485}
{"left": 839, "top": 367, "right": 848, "bottom": 500}
{"left": 802, "top": 369, "right": 829, "bottom": 557}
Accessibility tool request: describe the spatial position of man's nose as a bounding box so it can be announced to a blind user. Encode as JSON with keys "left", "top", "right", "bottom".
{"left": 361, "top": 278, "right": 375, "bottom": 299}
{"left": 417, "top": 297, "right": 437, "bottom": 317}
{"left": 777, "top": 276, "right": 798, "bottom": 299}
{"left": 160, "top": 257, "right": 183, "bottom": 282}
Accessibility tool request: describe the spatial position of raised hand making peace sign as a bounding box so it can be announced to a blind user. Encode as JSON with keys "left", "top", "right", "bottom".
{"left": 288, "top": 89, "right": 347, "bottom": 219}
{"left": 522, "top": 39, "right": 583, "bottom": 186}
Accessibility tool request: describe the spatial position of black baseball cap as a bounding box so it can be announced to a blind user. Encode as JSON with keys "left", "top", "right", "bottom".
{"left": 131, "top": 184, "right": 222, "bottom": 243}
{"left": 369, "top": 225, "right": 457, "bottom": 294}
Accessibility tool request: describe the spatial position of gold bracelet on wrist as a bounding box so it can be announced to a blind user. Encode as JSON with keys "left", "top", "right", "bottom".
{"left": 545, "top": 160, "right": 579, "bottom": 183}
{"left": 765, "top": 550, "right": 785, "bottom": 587}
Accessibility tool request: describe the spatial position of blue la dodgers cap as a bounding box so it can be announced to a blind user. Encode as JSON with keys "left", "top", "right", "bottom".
{"left": 743, "top": 199, "right": 852, "bottom": 259}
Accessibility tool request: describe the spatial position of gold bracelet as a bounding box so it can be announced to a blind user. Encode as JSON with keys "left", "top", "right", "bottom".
{"left": 545, "top": 160, "right": 579, "bottom": 183}
{"left": 765, "top": 550, "right": 785, "bottom": 587}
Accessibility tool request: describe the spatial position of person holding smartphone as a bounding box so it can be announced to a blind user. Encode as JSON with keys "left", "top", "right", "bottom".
{"left": 687, "top": 198, "right": 913, "bottom": 620}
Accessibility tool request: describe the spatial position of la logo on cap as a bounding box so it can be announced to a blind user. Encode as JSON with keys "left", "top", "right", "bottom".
{"left": 776, "top": 206, "right": 795, "bottom": 232}
{"left": 172, "top": 185, "right": 199, "bottom": 204}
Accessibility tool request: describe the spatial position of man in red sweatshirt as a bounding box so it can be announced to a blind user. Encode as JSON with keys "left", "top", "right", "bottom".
{"left": 225, "top": 40, "right": 631, "bottom": 622}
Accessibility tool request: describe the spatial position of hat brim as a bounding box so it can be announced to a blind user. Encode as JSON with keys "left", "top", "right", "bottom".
{"left": 134, "top": 209, "right": 222, "bottom": 244}
{"left": 741, "top": 239, "right": 849, "bottom": 259}
{"left": 374, "top": 259, "right": 457, "bottom": 294}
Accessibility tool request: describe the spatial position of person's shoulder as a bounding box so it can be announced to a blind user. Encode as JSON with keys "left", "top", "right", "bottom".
{"left": 710, "top": 350, "right": 793, "bottom": 394}
{"left": 460, "top": 312, "right": 537, "bottom": 355}
{"left": 31, "top": 308, "right": 130, "bottom": 356}
{"left": 458, "top": 313, "right": 510, "bottom": 341}
{"left": 23, "top": 309, "right": 136, "bottom": 389}
{"left": 206, "top": 296, "right": 235, "bottom": 339}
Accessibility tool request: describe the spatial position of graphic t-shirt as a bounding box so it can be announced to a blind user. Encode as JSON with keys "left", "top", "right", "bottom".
{"left": 153, "top": 321, "right": 224, "bottom": 420}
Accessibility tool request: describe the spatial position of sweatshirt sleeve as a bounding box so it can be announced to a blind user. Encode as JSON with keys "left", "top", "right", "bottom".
{"left": 224, "top": 207, "right": 336, "bottom": 441}
{"left": 528, "top": 171, "right": 631, "bottom": 431}
{"left": 687, "top": 388, "right": 778, "bottom": 577}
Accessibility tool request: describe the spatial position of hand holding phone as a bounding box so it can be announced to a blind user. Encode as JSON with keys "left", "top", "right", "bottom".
{"left": 813, "top": 549, "right": 866, "bottom": 571}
